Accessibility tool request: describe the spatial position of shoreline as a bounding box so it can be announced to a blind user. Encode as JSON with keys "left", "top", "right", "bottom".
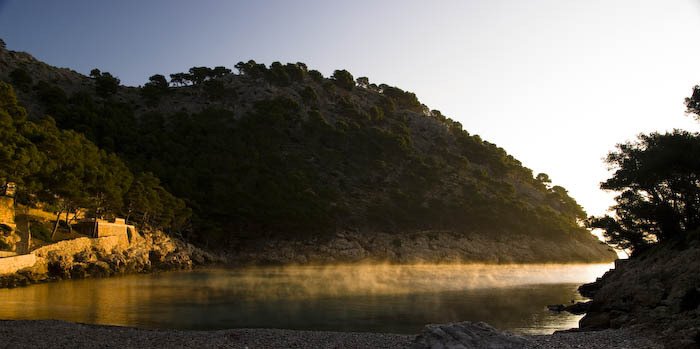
{"left": 0, "top": 320, "right": 662, "bottom": 349}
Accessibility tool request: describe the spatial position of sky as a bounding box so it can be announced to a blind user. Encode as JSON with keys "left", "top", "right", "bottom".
{"left": 1, "top": 0, "right": 700, "bottom": 216}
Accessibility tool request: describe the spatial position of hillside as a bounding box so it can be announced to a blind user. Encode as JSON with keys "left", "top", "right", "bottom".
{"left": 0, "top": 43, "right": 615, "bottom": 262}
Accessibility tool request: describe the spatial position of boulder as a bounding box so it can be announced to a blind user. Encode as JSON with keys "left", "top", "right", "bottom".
{"left": 411, "top": 321, "right": 530, "bottom": 349}
{"left": 547, "top": 304, "right": 565, "bottom": 312}
{"left": 564, "top": 301, "right": 591, "bottom": 315}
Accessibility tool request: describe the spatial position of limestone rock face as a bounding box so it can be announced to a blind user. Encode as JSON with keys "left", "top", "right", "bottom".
{"left": 411, "top": 321, "right": 530, "bottom": 349}
{"left": 230, "top": 230, "right": 616, "bottom": 265}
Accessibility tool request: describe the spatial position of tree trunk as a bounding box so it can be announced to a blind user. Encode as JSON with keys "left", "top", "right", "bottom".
{"left": 26, "top": 226, "right": 31, "bottom": 252}
{"left": 69, "top": 209, "right": 80, "bottom": 225}
{"left": 64, "top": 211, "right": 73, "bottom": 234}
{"left": 50, "top": 209, "right": 63, "bottom": 240}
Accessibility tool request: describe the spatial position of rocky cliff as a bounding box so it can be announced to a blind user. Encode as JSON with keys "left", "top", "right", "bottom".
{"left": 578, "top": 236, "right": 700, "bottom": 348}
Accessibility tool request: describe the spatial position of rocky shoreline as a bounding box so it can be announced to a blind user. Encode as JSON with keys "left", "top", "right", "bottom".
{"left": 0, "top": 230, "right": 221, "bottom": 288}
{"left": 576, "top": 237, "right": 700, "bottom": 348}
{"left": 0, "top": 229, "right": 615, "bottom": 294}
{"left": 0, "top": 229, "right": 615, "bottom": 291}
{"left": 0, "top": 230, "right": 688, "bottom": 347}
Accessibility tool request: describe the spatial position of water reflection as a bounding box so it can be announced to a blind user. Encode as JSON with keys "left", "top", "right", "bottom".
{"left": 0, "top": 263, "right": 612, "bottom": 334}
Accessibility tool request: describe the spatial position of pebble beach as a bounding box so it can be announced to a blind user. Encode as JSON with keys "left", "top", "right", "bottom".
{"left": 0, "top": 320, "right": 663, "bottom": 349}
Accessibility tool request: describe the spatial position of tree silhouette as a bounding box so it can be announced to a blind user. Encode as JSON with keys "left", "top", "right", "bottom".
{"left": 90, "top": 69, "right": 120, "bottom": 97}
{"left": 589, "top": 130, "right": 700, "bottom": 253}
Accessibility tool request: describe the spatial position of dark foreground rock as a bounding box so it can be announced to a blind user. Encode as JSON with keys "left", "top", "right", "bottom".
{"left": 545, "top": 301, "right": 591, "bottom": 315}
{"left": 410, "top": 321, "right": 662, "bottom": 349}
{"left": 564, "top": 301, "right": 591, "bottom": 315}
{"left": 579, "top": 238, "right": 700, "bottom": 347}
{"left": 411, "top": 322, "right": 529, "bottom": 349}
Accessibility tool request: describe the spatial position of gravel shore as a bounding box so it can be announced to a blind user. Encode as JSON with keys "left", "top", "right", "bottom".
{"left": 0, "top": 320, "right": 412, "bottom": 349}
{"left": 0, "top": 320, "right": 663, "bottom": 349}
{"left": 527, "top": 330, "right": 662, "bottom": 349}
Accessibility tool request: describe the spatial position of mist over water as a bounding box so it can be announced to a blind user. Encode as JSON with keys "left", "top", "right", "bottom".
{"left": 0, "top": 264, "right": 612, "bottom": 334}
{"left": 222, "top": 263, "right": 612, "bottom": 298}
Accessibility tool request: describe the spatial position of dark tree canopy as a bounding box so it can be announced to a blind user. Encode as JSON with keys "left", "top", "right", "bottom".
{"left": 356, "top": 76, "right": 370, "bottom": 88}
{"left": 147, "top": 74, "right": 168, "bottom": 89}
{"left": 685, "top": 85, "right": 700, "bottom": 120}
{"left": 211, "top": 66, "right": 232, "bottom": 78}
{"left": 141, "top": 74, "right": 170, "bottom": 104}
{"left": 169, "top": 73, "right": 191, "bottom": 86}
{"left": 9, "top": 68, "right": 32, "bottom": 90}
{"left": 235, "top": 60, "right": 267, "bottom": 79}
{"left": 188, "top": 67, "right": 213, "bottom": 85}
{"left": 332, "top": 69, "right": 355, "bottom": 90}
{"left": 90, "top": 69, "right": 120, "bottom": 98}
{"left": 0, "top": 81, "right": 188, "bottom": 235}
{"left": 536, "top": 173, "right": 552, "bottom": 185}
{"left": 588, "top": 130, "right": 700, "bottom": 253}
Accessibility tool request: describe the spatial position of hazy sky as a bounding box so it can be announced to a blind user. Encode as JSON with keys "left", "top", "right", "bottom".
{"left": 1, "top": 0, "right": 700, "bottom": 216}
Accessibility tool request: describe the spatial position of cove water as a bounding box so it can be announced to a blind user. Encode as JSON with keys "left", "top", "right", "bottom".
{"left": 0, "top": 263, "right": 612, "bottom": 334}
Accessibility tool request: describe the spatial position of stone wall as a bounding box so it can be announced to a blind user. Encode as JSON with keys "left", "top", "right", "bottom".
{"left": 0, "top": 235, "right": 125, "bottom": 276}
{"left": 32, "top": 236, "right": 124, "bottom": 259}
{"left": 0, "top": 254, "right": 36, "bottom": 275}
{"left": 95, "top": 219, "right": 134, "bottom": 247}
{"left": 73, "top": 219, "right": 136, "bottom": 247}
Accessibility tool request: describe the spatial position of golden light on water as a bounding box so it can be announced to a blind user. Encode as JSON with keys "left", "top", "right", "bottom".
{"left": 218, "top": 263, "right": 614, "bottom": 299}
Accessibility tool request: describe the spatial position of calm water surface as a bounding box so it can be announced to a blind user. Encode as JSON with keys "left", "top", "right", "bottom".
{"left": 0, "top": 263, "right": 612, "bottom": 334}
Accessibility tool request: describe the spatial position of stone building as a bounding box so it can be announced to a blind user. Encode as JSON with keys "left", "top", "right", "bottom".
{"left": 74, "top": 218, "right": 138, "bottom": 247}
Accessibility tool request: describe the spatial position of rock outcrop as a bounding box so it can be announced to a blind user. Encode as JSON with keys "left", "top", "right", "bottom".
{"left": 578, "top": 237, "right": 700, "bottom": 348}
{"left": 411, "top": 321, "right": 530, "bottom": 349}
{"left": 0, "top": 230, "right": 220, "bottom": 288}
{"left": 230, "top": 230, "right": 616, "bottom": 265}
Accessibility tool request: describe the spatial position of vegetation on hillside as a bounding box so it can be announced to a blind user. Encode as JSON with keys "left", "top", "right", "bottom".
{"left": 0, "top": 82, "right": 189, "bottom": 237}
{"left": 1, "top": 53, "right": 594, "bottom": 247}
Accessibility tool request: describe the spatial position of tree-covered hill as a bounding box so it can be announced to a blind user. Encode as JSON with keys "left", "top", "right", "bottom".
{"left": 0, "top": 43, "right": 613, "bottom": 259}
{"left": 0, "top": 81, "right": 189, "bottom": 236}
